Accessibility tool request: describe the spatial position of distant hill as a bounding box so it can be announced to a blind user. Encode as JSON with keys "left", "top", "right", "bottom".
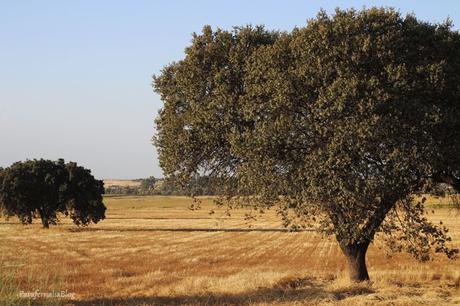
{"left": 104, "top": 179, "right": 141, "bottom": 188}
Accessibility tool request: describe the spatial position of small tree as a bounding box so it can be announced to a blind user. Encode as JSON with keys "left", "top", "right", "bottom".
{"left": 0, "top": 159, "right": 106, "bottom": 228}
{"left": 139, "top": 176, "right": 156, "bottom": 194}
{"left": 153, "top": 8, "right": 460, "bottom": 281}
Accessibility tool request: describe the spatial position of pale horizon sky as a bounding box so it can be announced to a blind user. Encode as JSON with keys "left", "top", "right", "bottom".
{"left": 1, "top": 1, "right": 460, "bottom": 179}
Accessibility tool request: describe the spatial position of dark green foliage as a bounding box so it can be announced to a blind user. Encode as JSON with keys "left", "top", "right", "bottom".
{"left": 153, "top": 8, "right": 460, "bottom": 280}
{"left": 0, "top": 159, "right": 106, "bottom": 228}
{"left": 61, "top": 161, "right": 106, "bottom": 226}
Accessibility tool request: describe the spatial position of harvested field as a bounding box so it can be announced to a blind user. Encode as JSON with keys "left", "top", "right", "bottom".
{"left": 0, "top": 196, "right": 459, "bottom": 305}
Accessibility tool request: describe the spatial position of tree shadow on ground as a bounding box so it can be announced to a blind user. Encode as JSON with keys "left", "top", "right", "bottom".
{"left": 67, "top": 276, "right": 375, "bottom": 306}
{"left": 67, "top": 227, "right": 315, "bottom": 233}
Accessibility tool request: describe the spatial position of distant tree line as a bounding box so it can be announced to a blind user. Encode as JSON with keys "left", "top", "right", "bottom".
{"left": 105, "top": 175, "right": 226, "bottom": 196}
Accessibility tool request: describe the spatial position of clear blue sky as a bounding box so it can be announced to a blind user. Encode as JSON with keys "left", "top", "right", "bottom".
{"left": 1, "top": 1, "right": 459, "bottom": 179}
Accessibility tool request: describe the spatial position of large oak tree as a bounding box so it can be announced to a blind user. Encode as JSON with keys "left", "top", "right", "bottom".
{"left": 153, "top": 8, "right": 460, "bottom": 281}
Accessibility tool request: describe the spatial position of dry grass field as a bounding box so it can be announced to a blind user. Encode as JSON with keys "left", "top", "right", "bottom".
{"left": 0, "top": 195, "right": 459, "bottom": 305}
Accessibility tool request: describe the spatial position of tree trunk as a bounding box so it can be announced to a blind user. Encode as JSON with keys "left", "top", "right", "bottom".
{"left": 339, "top": 241, "right": 370, "bottom": 282}
{"left": 39, "top": 209, "right": 49, "bottom": 229}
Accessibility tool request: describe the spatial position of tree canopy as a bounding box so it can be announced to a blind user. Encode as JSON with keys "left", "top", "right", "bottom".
{"left": 0, "top": 159, "right": 106, "bottom": 228}
{"left": 153, "top": 8, "right": 460, "bottom": 281}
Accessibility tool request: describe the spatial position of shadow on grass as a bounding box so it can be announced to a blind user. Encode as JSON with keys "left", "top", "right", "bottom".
{"left": 66, "top": 277, "right": 374, "bottom": 306}
{"left": 107, "top": 217, "right": 237, "bottom": 220}
{"left": 0, "top": 222, "right": 24, "bottom": 225}
{"left": 0, "top": 222, "right": 315, "bottom": 232}
{"left": 332, "top": 286, "right": 375, "bottom": 300}
{"left": 67, "top": 227, "right": 315, "bottom": 233}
